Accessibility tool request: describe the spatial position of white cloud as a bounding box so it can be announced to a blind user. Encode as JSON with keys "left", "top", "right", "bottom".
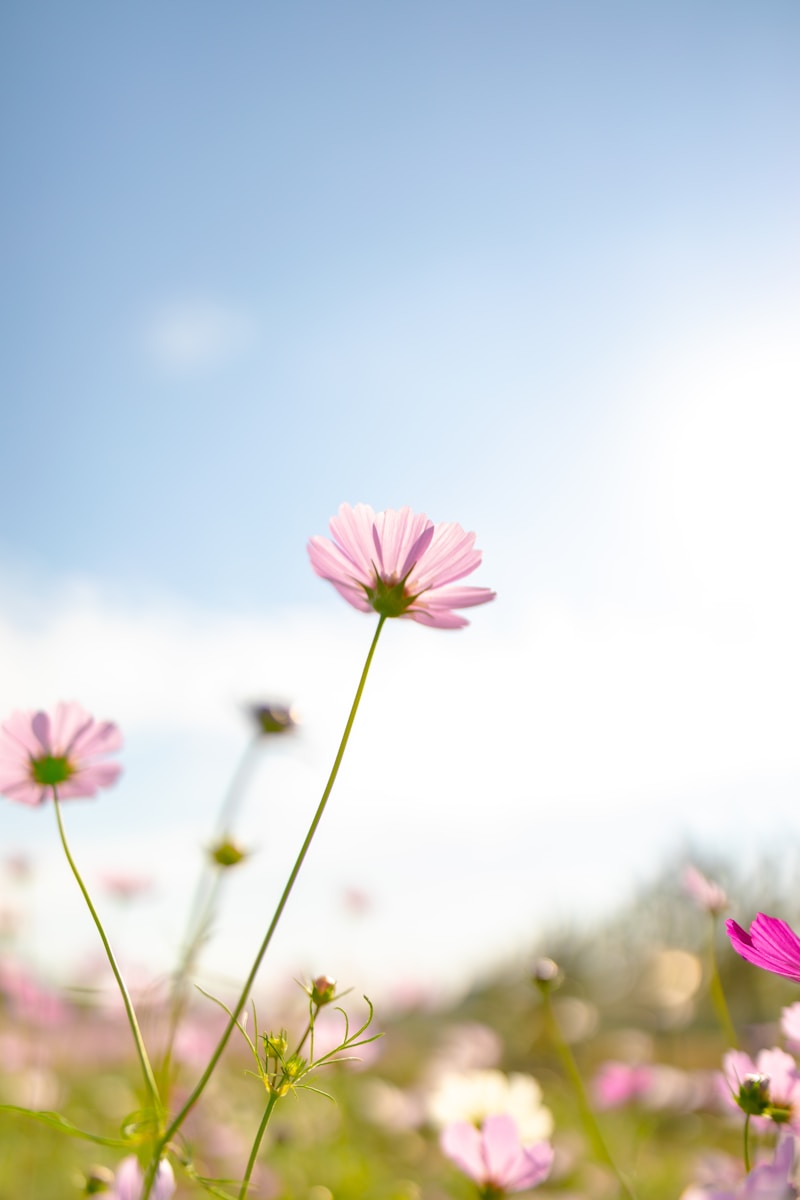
{"left": 1, "top": 575, "right": 799, "bottom": 1001}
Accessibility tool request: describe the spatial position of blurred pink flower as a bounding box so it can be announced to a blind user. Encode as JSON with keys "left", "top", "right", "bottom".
{"left": 440, "top": 1113, "right": 553, "bottom": 1193}
{"left": 782, "top": 1004, "right": 800, "bottom": 1054}
{"left": 0, "top": 702, "right": 122, "bottom": 806}
{"left": 683, "top": 865, "right": 728, "bottom": 915}
{"left": 723, "top": 1047, "right": 800, "bottom": 1131}
{"left": 113, "top": 1155, "right": 175, "bottom": 1200}
{"left": 727, "top": 914, "right": 800, "bottom": 984}
{"left": 682, "top": 1135, "right": 797, "bottom": 1199}
{"left": 593, "top": 1061, "right": 655, "bottom": 1109}
{"left": 308, "top": 503, "right": 495, "bottom": 629}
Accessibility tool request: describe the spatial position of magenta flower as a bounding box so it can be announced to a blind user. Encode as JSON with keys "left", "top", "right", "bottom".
{"left": 440, "top": 1113, "right": 553, "bottom": 1194}
{"left": 308, "top": 503, "right": 496, "bottom": 629}
{"left": 0, "top": 702, "right": 122, "bottom": 806}
{"left": 727, "top": 914, "right": 800, "bottom": 984}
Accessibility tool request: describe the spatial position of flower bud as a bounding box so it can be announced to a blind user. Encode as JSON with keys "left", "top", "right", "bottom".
{"left": 737, "top": 1073, "right": 771, "bottom": 1116}
{"left": 83, "top": 1166, "right": 114, "bottom": 1194}
{"left": 264, "top": 1031, "right": 289, "bottom": 1059}
{"left": 533, "top": 957, "right": 563, "bottom": 992}
{"left": 209, "top": 838, "right": 247, "bottom": 868}
{"left": 310, "top": 975, "right": 337, "bottom": 1006}
{"left": 250, "top": 704, "right": 298, "bottom": 736}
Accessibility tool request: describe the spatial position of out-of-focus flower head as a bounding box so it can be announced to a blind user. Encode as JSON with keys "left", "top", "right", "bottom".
{"left": 783, "top": 1004, "right": 800, "bottom": 1054}
{"left": 426, "top": 1068, "right": 554, "bottom": 1142}
{"left": 441, "top": 1113, "right": 553, "bottom": 1194}
{"left": 308, "top": 503, "right": 495, "bottom": 629}
{"left": 723, "top": 1048, "right": 800, "bottom": 1130}
{"left": 593, "top": 1061, "right": 656, "bottom": 1110}
{"left": 99, "top": 872, "right": 152, "bottom": 901}
{"left": 727, "top": 915, "right": 800, "bottom": 984}
{"left": 249, "top": 703, "right": 298, "bottom": 737}
{"left": 112, "top": 1155, "right": 175, "bottom": 1199}
{"left": 0, "top": 703, "right": 122, "bottom": 807}
{"left": 683, "top": 865, "right": 728, "bottom": 916}
{"left": 681, "top": 1134, "right": 798, "bottom": 1199}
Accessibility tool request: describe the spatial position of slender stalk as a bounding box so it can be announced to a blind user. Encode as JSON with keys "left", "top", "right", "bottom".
{"left": 239, "top": 1092, "right": 280, "bottom": 1200}
{"left": 159, "top": 738, "right": 259, "bottom": 1094}
{"left": 540, "top": 984, "right": 638, "bottom": 1200}
{"left": 143, "top": 615, "right": 387, "bottom": 1196}
{"left": 743, "top": 1112, "right": 752, "bottom": 1173}
{"left": 708, "top": 914, "right": 738, "bottom": 1049}
{"left": 52, "top": 793, "right": 163, "bottom": 1126}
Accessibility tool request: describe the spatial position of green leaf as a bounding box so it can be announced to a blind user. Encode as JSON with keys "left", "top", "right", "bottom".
{"left": 0, "top": 1104, "right": 131, "bottom": 1148}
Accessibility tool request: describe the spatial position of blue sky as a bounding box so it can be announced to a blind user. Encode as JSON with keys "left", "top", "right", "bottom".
{"left": 1, "top": 2, "right": 799, "bottom": 999}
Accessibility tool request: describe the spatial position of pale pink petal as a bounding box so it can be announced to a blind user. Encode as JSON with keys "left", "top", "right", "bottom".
{"left": 420, "top": 585, "right": 497, "bottom": 609}
{"left": 324, "top": 576, "right": 375, "bottom": 612}
{"left": 0, "top": 710, "right": 45, "bottom": 757}
{"left": 69, "top": 719, "right": 123, "bottom": 759}
{"left": 781, "top": 1002, "right": 800, "bottom": 1052}
{"left": 49, "top": 701, "right": 95, "bottom": 755}
{"left": 408, "top": 523, "right": 483, "bottom": 591}
{"left": 482, "top": 1113, "right": 526, "bottom": 1186}
{"left": 31, "top": 711, "right": 54, "bottom": 754}
{"left": 513, "top": 1142, "right": 554, "bottom": 1190}
{"left": 328, "top": 503, "right": 381, "bottom": 577}
{"left": 407, "top": 608, "right": 470, "bottom": 629}
{"left": 113, "top": 1155, "right": 175, "bottom": 1200}
{"left": 372, "top": 507, "right": 433, "bottom": 578}
{"left": 0, "top": 779, "right": 47, "bottom": 806}
{"left": 307, "top": 534, "right": 373, "bottom": 588}
{"left": 440, "top": 1120, "right": 486, "bottom": 1182}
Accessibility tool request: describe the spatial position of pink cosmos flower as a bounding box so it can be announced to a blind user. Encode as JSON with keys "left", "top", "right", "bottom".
{"left": 112, "top": 1155, "right": 175, "bottom": 1200}
{"left": 722, "top": 1047, "right": 800, "bottom": 1131}
{"left": 682, "top": 1135, "right": 797, "bottom": 1199}
{"left": 782, "top": 1004, "right": 800, "bottom": 1054}
{"left": 307, "top": 503, "right": 496, "bottom": 629}
{"left": 684, "top": 865, "right": 728, "bottom": 916}
{"left": 727, "top": 915, "right": 800, "bottom": 984}
{"left": 0, "top": 702, "right": 122, "bottom": 807}
{"left": 440, "top": 1113, "right": 553, "bottom": 1194}
{"left": 593, "top": 1061, "right": 655, "bottom": 1110}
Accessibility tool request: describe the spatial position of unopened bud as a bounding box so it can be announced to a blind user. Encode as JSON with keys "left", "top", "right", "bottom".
{"left": 209, "top": 839, "right": 247, "bottom": 868}
{"left": 533, "top": 957, "right": 563, "bottom": 992}
{"left": 83, "top": 1166, "right": 114, "bottom": 1194}
{"left": 264, "top": 1031, "right": 289, "bottom": 1059}
{"left": 310, "top": 975, "right": 337, "bottom": 1006}
{"left": 737, "top": 1073, "right": 771, "bottom": 1116}
{"left": 250, "top": 704, "right": 298, "bottom": 736}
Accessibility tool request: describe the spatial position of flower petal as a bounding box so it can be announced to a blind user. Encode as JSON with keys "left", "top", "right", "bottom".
{"left": 440, "top": 1121, "right": 486, "bottom": 1183}
{"left": 727, "top": 914, "right": 800, "bottom": 983}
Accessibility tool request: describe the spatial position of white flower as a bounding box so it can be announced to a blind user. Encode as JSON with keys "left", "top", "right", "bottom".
{"left": 426, "top": 1068, "right": 553, "bottom": 1142}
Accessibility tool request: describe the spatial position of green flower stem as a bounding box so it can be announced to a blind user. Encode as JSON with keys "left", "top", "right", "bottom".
{"left": 540, "top": 985, "right": 638, "bottom": 1200}
{"left": 52, "top": 793, "right": 163, "bottom": 1127}
{"left": 708, "top": 913, "right": 738, "bottom": 1049}
{"left": 159, "top": 736, "right": 260, "bottom": 1095}
{"left": 743, "top": 1112, "right": 752, "bottom": 1173}
{"left": 238, "top": 1091, "right": 280, "bottom": 1200}
{"left": 143, "top": 615, "right": 387, "bottom": 1198}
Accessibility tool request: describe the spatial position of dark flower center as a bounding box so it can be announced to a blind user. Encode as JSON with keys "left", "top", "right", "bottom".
{"left": 31, "top": 755, "right": 74, "bottom": 786}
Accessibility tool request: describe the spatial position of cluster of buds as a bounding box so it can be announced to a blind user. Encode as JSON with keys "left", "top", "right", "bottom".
{"left": 261, "top": 1028, "right": 308, "bottom": 1097}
